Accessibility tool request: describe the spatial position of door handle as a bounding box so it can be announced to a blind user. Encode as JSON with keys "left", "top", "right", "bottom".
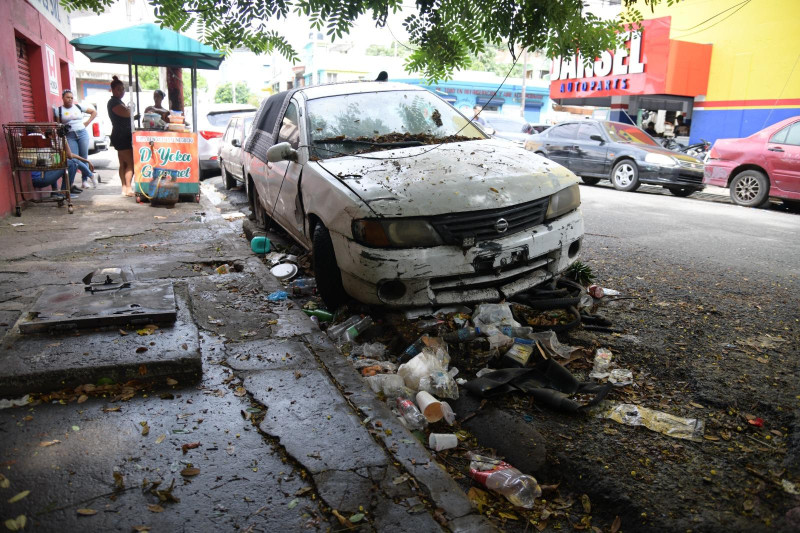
{"left": 768, "top": 147, "right": 784, "bottom": 152}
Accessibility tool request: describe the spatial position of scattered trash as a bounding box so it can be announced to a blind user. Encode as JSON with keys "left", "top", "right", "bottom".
{"left": 472, "top": 303, "right": 520, "bottom": 329}
{"left": 589, "top": 348, "right": 613, "bottom": 380}
{"left": 608, "top": 369, "right": 633, "bottom": 386}
{"left": 0, "top": 395, "right": 30, "bottom": 409}
{"left": 270, "top": 262, "right": 298, "bottom": 281}
{"left": 302, "top": 309, "right": 333, "bottom": 322}
{"left": 396, "top": 396, "right": 427, "bottom": 430}
{"left": 588, "top": 285, "right": 620, "bottom": 298}
{"left": 344, "top": 316, "right": 373, "bottom": 342}
{"left": 11, "top": 223, "right": 24, "bottom": 227}
{"left": 429, "top": 433, "right": 458, "bottom": 451}
{"left": 250, "top": 235, "right": 270, "bottom": 254}
{"left": 502, "top": 342, "right": 535, "bottom": 367}
{"left": 468, "top": 453, "right": 542, "bottom": 508}
{"left": 416, "top": 391, "right": 444, "bottom": 422}
{"left": 598, "top": 403, "right": 705, "bottom": 441}
{"left": 215, "top": 264, "right": 231, "bottom": 275}
{"left": 327, "top": 315, "right": 362, "bottom": 341}
{"left": 366, "top": 374, "right": 413, "bottom": 399}
{"left": 400, "top": 334, "right": 430, "bottom": 363}
{"left": 782, "top": 479, "right": 800, "bottom": 496}
{"left": 434, "top": 305, "right": 472, "bottom": 317}
{"left": 267, "top": 291, "right": 289, "bottom": 302}
{"left": 440, "top": 401, "right": 456, "bottom": 425}
{"left": 352, "top": 359, "right": 396, "bottom": 375}
{"left": 289, "top": 277, "right": 316, "bottom": 296}
{"left": 747, "top": 418, "right": 764, "bottom": 428}
{"left": 528, "top": 331, "right": 577, "bottom": 358}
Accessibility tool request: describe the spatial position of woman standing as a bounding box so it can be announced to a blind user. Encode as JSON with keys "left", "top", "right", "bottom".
{"left": 54, "top": 89, "right": 97, "bottom": 188}
{"left": 107, "top": 76, "right": 134, "bottom": 197}
{"left": 144, "top": 89, "right": 170, "bottom": 122}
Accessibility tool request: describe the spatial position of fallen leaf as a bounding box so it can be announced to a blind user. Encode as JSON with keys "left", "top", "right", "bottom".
{"left": 137, "top": 325, "right": 159, "bottom": 336}
{"left": 113, "top": 471, "right": 125, "bottom": 490}
{"left": 77, "top": 394, "right": 88, "bottom": 404}
{"left": 138, "top": 365, "right": 147, "bottom": 376}
{"left": 349, "top": 512, "right": 365, "bottom": 523}
{"left": 689, "top": 402, "right": 705, "bottom": 409}
{"left": 331, "top": 509, "right": 353, "bottom": 529}
{"left": 180, "top": 467, "right": 200, "bottom": 477}
{"left": 3, "top": 515, "right": 26, "bottom": 531}
{"left": 166, "top": 378, "right": 178, "bottom": 386}
{"left": 155, "top": 434, "right": 166, "bottom": 444}
{"left": 756, "top": 357, "right": 769, "bottom": 364}
{"left": 76, "top": 508, "right": 97, "bottom": 515}
{"left": 287, "top": 498, "right": 299, "bottom": 509}
{"left": 182, "top": 442, "right": 201, "bottom": 454}
{"left": 489, "top": 187, "right": 499, "bottom": 193}
{"left": 132, "top": 526, "right": 151, "bottom": 532}
{"left": 748, "top": 418, "right": 764, "bottom": 428}
{"left": 295, "top": 487, "right": 312, "bottom": 497}
{"left": 136, "top": 347, "right": 148, "bottom": 354}
{"left": 581, "top": 493, "right": 591, "bottom": 513}
{"left": 703, "top": 435, "right": 720, "bottom": 441}
{"left": 610, "top": 516, "right": 622, "bottom": 533}
{"left": 147, "top": 504, "right": 164, "bottom": 513}
{"left": 782, "top": 479, "right": 800, "bottom": 495}
{"left": 0, "top": 474, "right": 9, "bottom": 488}
{"left": 72, "top": 425, "right": 80, "bottom": 432}
{"left": 266, "top": 319, "right": 278, "bottom": 325}
{"left": 118, "top": 329, "right": 128, "bottom": 336}
{"left": 742, "top": 499, "right": 754, "bottom": 512}
{"left": 40, "top": 440, "right": 61, "bottom": 447}
{"left": 8, "top": 490, "right": 30, "bottom": 503}
{"left": 103, "top": 406, "right": 121, "bottom": 413}
{"left": 234, "top": 387, "right": 247, "bottom": 397}
{"left": 140, "top": 421, "right": 150, "bottom": 436}
{"left": 467, "top": 487, "right": 489, "bottom": 511}
{"left": 497, "top": 511, "right": 518, "bottom": 520}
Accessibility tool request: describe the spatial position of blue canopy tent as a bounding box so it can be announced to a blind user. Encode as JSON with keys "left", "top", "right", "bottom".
{"left": 70, "top": 23, "right": 225, "bottom": 131}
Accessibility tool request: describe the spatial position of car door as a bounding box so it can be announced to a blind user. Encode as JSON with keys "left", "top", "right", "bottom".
{"left": 765, "top": 120, "right": 800, "bottom": 193}
{"left": 236, "top": 117, "right": 254, "bottom": 180}
{"left": 268, "top": 100, "right": 306, "bottom": 241}
{"left": 571, "top": 123, "right": 609, "bottom": 177}
{"left": 228, "top": 119, "right": 244, "bottom": 181}
{"left": 220, "top": 119, "right": 236, "bottom": 175}
{"left": 541, "top": 123, "right": 579, "bottom": 169}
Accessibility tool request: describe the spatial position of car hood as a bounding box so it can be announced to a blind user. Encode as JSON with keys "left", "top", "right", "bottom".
{"left": 636, "top": 143, "right": 702, "bottom": 163}
{"left": 313, "top": 139, "right": 578, "bottom": 217}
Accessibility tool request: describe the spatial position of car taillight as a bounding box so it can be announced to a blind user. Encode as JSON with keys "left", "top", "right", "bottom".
{"left": 92, "top": 123, "right": 100, "bottom": 137}
{"left": 199, "top": 130, "right": 223, "bottom": 140}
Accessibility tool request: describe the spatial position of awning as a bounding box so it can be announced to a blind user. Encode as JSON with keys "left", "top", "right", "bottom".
{"left": 477, "top": 96, "right": 505, "bottom": 106}
{"left": 70, "top": 23, "right": 224, "bottom": 70}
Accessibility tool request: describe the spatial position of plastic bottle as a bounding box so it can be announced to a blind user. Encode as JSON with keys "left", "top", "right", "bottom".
{"left": 290, "top": 278, "right": 317, "bottom": 296}
{"left": 303, "top": 309, "right": 333, "bottom": 322}
{"left": 442, "top": 327, "right": 482, "bottom": 342}
{"left": 396, "top": 396, "right": 427, "bottom": 430}
{"left": 499, "top": 326, "right": 534, "bottom": 338}
{"left": 399, "top": 334, "right": 429, "bottom": 363}
{"left": 344, "top": 316, "right": 373, "bottom": 341}
{"left": 327, "top": 316, "right": 361, "bottom": 340}
{"left": 468, "top": 454, "right": 542, "bottom": 509}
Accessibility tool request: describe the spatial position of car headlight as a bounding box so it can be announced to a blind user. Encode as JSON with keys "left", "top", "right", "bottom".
{"left": 545, "top": 184, "right": 580, "bottom": 221}
{"left": 645, "top": 153, "right": 678, "bottom": 167}
{"left": 352, "top": 219, "right": 444, "bottom": 248}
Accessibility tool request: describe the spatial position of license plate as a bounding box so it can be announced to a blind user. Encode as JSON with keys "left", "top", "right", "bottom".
{"left": 473, "top": 245, "right": 529, "bottom": 272}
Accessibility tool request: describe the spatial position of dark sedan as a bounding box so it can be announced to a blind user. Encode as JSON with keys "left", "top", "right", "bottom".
{"left": 525, "top": 120, "right": 705, "bottom": 197}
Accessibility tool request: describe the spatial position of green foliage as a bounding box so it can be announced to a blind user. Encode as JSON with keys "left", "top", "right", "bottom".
{"left": 62, "top": 0, "right": 677, "bottom": 82}
{"left": 184, "top": 73, "right": 208, "bottom": 106}
{"left": 137, "top": 66, "right": 160, "bottom": 90}
{"left": 215, "top": 82, "right": 251, "bottom": 104}
{"left": 565, "top": 261, "right": 596, "bottom": 286}
{"left": 467, "top": 44, "right": 523, "bottom": 78}
{"left": 366, "top": 43, "right": 411, "bottom": 58}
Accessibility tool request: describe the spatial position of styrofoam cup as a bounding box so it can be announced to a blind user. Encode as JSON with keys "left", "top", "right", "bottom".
{"left": 416, "top": 391, "right": 443, "bottom": 423}
{"left": 428, "top": 433, "right": 458, "bottom": 451}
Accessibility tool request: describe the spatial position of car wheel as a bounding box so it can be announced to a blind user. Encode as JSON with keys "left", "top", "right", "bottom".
{"left": 581, "top": 177, "right": 601, "bottom": 186}
{"left": 221, "top": 163, "right": 236, "bottom": 190}
{"left": 312, "top": 223, "right": 349, "bottom": 309}
{"left": 251, "top": 183, "right": 270, "bottom": 229}
{"left": 667, "top": 187, "right": 695, "bottom": 197}
{"left": 611, "top": 160, "right": 640, "bottom": 191}
{"left": 730, "top": 170, "right": 769, "bottom": 207}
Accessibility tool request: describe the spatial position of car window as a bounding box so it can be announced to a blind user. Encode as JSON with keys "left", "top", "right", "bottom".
{"left": 577, "top": 123, "right": 603, "bottom": 141}
{"left": 207, "top": 110, "right": 253, "bottom": 128}
{"left": 486, "top": 117, "right": 527, "bottom": 133}
{"left": 549, "top": 123, "right": 579, "bottom": 140}
{"left": 771, "top": 122, "right": 800, "bottom": 145}
{"left": 604, "top": 122, "right": 660, "bottom": 146}
{"left": 243, "top": 116, "right": 254, "bottom": 137}
{"left": 223, "top": 120, "right": 236, "bottom": 143}
{"left": 278, "top": 102, "right": 300, "bottom": 149}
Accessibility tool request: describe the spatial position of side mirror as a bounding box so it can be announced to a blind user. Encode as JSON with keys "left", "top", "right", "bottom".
{"left": 231, "top": 138, "right": 241, "bottom": 147}
{"left": 267, "top": 142, "right": 298, "bottom": 163}
{"left": 590, "top": 134, "right": 604, "bottom": 144}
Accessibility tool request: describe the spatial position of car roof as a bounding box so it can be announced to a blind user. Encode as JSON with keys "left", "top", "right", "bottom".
{"left": 297, "top": 81, "right": 427, "bottom": 100}
{"left": 205, "top": 104, "right": 257, "bottom": 113}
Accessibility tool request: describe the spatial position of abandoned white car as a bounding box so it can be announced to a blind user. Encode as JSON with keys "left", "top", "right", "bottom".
{"left": 243, "top": 82, "right": 583, "bottom": 308}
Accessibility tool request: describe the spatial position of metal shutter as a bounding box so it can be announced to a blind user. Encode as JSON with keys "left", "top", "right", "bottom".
{"left": 16, "top": 39, "right": 35, "bottom": 122}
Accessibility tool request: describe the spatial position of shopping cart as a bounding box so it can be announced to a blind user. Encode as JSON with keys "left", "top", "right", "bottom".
{"left": 3, "top": 122, "right": 72, "bottom": 216}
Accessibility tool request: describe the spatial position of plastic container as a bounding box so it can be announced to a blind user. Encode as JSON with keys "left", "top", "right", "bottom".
{"left": 366, "top": 374, "right": 413, "bottom": 399}
{"left": 469, "top": 454, "right": 542, "bottom": 508}
{"left": 303, "top": 309, "right": 333, "bottom": 322}
{"left": 290, "top": 277, "right": 317, "bottom": 296}
{"left": 344, "top": 316, "right": 373, "bottom": 341}
{"left": 215, "top": 264, "right": 231, "bottom": 275}
{"left": 503, "top": 342, "right": 534, "bottom": 367}
{"left": 396, "top": 396, "right": 427, "bottom": 430}
{"left": 429, "top": 433, "right": 458, "bottom": 451}
{"left": 416, "top": 391, "right": 444, "bottom": 422}
{"left": 251, "top": 236, "right": 270, "bottom": 254}
{"left": 440, "top": 401, "right": 456, "bottom": 425}
{"left": 442, "top": 327, "right": 482, "bottom": 343}
{"left": 589, "top": 348, "right": 613, "bottom": 379}
{"left": 399, "top": 334, "right": 429, "bottom": 363}
{"left": 327, "top": 316, "right": 361, "bottom": 340}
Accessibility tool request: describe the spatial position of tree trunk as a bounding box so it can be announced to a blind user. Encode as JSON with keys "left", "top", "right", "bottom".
{"left": 166, "top": 67, "right": 184, "bottom": 112}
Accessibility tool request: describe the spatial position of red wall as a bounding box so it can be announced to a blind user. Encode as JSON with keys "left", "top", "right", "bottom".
{"left": 0, "top": 0, "right": 74, "bottom": 217}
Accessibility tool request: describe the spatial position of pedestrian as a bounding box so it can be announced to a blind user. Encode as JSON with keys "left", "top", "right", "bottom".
{"left": 27, "top": 132, "right": 95, "bottom": 197}
{"left": 473, "top": 105, "right": 486, "bottom": 126}
{"left": 54, "top": 89, "right": 97, "bottom": 189}
{"left": 675, "top": 115, "right": 690, "bottom": 136}
{"left": 144, "top": 89, "right": 170, "bottom": 122}
{"left": 644, "top": 122, "right": 657, "bottom": 136}
{"left": 107, "top": 76, "right": 134, "bottom": 197}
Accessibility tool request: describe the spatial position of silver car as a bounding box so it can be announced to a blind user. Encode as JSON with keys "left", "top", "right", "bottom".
{"left": 218, "top": 113, "right": 255, "bottom": 189}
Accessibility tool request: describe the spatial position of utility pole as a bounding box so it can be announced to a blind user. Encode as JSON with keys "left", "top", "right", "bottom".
{"left": 520, "top": 48, "right": 528, "bottom": 120}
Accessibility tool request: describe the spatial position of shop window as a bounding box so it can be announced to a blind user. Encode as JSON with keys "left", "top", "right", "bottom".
{"left": 327, "top": 73, "right": 338, "bottom": 83}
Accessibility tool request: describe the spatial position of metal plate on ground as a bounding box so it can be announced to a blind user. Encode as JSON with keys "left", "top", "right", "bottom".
{"left": 20, "top": 281, "right": 177, "bottom": 334}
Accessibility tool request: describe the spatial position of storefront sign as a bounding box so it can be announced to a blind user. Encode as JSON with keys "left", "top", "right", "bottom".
{"left": 549, "top": 18, "right": 671, "bottom": 99}
{"left": 45, "top": 45, "right": 59, "bottom": 95}
{"left": 133, "top": 132, "right": 199, "bottom": 183}
{"left": 29, "top": 0, "right": 72, "bottom": 39}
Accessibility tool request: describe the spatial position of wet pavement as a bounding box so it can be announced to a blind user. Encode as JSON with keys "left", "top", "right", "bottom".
{"left": 0, "top": 157, "right": 490, "bottom": 532}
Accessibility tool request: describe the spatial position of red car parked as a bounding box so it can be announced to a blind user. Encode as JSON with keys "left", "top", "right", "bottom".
{"left": 704, "top": 116, "right": 800, "bottom": 208}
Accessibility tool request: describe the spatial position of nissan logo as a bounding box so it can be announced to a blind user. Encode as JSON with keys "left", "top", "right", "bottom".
{"left": 494, "top": 218, "right": 509, "bottom": 233}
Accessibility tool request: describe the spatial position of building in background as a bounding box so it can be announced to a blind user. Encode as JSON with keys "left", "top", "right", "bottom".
{"left": 0, "top": 0, "right": 76, "bottom": 217}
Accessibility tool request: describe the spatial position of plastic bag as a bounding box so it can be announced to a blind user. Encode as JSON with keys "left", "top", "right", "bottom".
{"left": 361, "top": 342, "right": 386, "bottom": 359}
{"left": 599, "top": 403, "right": 705, "bottom": 441}
{"left": 589, "top": 348, "right": 613, "bottom": 379}
{"left": 397, "top": 346, "right": 450, "bottom": 391}
{"left": 419, "top": 367, "right": 460, "bottom": 400}
{"left": 365, "top": 374, "right": 414, "bottom": 399}
{"left": 472, "top": 303, "right": 520, "bottom": 329}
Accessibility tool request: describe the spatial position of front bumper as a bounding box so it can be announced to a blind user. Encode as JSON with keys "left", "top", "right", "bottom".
{"left": 703, "top": 161, "right": 735, "bottom": 187}
{"left": 638, "top": 164, "right": 705, "bottom": 189}
{"left": 331, "top": 209, "right": 584, "bottom": 307}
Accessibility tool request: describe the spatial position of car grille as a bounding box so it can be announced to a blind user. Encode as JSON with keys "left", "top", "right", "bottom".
{"left": 431, "top": 197, "right": 550, "bottom": 245}
{"left": 678, "top": 159, "right": 704, "bottom": 172}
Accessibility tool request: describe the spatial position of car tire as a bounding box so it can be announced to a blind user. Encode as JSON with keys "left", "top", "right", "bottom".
{"left": 730, "top": 170, "right": 770, "bottom": 207}
{"left": 581, "top": 177, "right": 601, "bottom": 186}
{"left": 221, "top": 163, "right": 236, "bottom": 190}
{"left": 251, "top": 183, "right": 270, "bottom": 229}
{"left": 312, "top": 223, "right": 349, "bottom": 309}
{"left": 667, "top": 187, "right": 695, "bottom": 197}
{"left": 611, "top": 160, "right": 640, "bottom": 192}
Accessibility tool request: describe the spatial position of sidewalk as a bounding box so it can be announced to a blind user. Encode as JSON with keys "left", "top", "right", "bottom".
{"left": 0, "top": 156, "right": 490, "bottom": 532}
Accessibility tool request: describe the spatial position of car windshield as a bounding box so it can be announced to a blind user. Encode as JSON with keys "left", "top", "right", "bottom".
{"left": 486, "top": 116, "right": 527, "bottom": 133}
{"left": 307, "top": 90, "right": 484, "bottom": 158}
{"left": 603, "top": 122, "right": 660, "bottom": 146}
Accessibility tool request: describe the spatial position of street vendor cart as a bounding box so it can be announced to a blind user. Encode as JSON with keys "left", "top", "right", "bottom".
{"left": 70, "top": 24, "right": 224, "bottom": 204}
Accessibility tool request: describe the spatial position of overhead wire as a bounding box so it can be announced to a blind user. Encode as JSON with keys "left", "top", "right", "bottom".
{"left": 672, "top": 0, "right": 750, "bottom": 32}
{"left": 761, "top": 52, "right": 800, "bottom": 129}
{"left": 673, "top": 0, "right": 751, "bottom": 38}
